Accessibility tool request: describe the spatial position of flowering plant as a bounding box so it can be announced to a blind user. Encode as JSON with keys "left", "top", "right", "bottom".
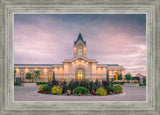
{"left": 79, "top": 93, "right": 82, "bottom": 96}
{"left": 45, "top": 91, "right": 49, "bottom": 94}
{"left": 96, "top": 87, "right": 107, "bottom": 96}
{"left": 51, "top": 86, "right": 63, "bottom": 95}
{"left": 39, "top": 85, "right": 45, "bottom": 91}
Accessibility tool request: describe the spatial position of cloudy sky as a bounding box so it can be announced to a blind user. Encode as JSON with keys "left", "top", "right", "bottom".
{"left": 14, "top": 14, "right": 146, "bottom": 75}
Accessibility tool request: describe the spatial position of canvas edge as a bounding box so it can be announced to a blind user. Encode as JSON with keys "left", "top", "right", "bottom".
{"left": 0, "top": 0, "right": 159, "bottom": 115}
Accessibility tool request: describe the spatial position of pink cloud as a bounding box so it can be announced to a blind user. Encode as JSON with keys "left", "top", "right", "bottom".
{"left": 14, "top": 14, "right": 146, "bottom": 76}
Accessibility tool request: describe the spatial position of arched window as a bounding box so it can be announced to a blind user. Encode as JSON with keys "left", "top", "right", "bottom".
{"left": 20, "top": 73, "right": 25, "bottom": 82}
{"left": 76, "top": 68, "right": 85, "bottom": 80}
{"left": 77, "top": 45, "right": 83, "bottom": 56}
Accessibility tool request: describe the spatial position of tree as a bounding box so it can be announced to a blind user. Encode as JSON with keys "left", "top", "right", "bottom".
{"left": 106, "top": 70, "right": 109, "bottom": 81}
{"left": 34, "top": 70, "right": 40, "bottom": 82}
{"left": 14, "top": 70, "right": 16, "bottom": 81}
{"left": 26, "top": 73, "right": 32, "bottom": 79}
{"left": 125, "top": 73, "right": 132, "bottom": 82}
{"left": 118, "top": 73, "right": 123, "bottom": 80}
{"left": 52, "top": 71, "right": 55, "bottom": 81}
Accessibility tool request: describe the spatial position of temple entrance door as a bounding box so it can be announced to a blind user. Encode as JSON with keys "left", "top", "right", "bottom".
{"left": 76, "top": 68, "right": 85, "bottom": 80}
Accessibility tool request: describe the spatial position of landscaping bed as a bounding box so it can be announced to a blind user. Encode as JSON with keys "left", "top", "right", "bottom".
{"left": 37, "top": 80, "right": 123, "bottom": 96}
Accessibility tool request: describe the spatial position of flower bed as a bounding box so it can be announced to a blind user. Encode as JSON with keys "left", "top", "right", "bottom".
{"left": 38, "top": 80, "right": 123, "bottom": 96}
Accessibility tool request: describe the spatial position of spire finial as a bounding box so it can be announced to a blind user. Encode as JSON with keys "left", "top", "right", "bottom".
{"left": 79, "top": 28, "right": 81, "bottom": 33}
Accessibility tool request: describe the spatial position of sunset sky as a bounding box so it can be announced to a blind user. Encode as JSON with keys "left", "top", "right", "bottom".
{"left": 14, "top": 14, "right": 146, "bottom": 76}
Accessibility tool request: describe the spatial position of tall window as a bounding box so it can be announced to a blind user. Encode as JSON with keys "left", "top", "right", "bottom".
{"left": 48, "top": 73, "right": 52, "bottom": 81}
{"left": 78, "top": 46, "right": 83, "bottom": 56}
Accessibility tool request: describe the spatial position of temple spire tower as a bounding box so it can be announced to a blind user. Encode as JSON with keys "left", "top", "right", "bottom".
{"left": 73, "top": 29, "right": 87, "bottom": 58}
{"left": 79, "top": 28, "right": 81, "bottom": 33}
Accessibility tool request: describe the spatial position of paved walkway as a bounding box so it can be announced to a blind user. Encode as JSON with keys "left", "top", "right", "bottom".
{"left": 14, "top": 86, "right": 146, "bottom": 101}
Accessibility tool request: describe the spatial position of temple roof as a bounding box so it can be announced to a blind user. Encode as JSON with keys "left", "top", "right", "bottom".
{"left": 98, "top": 64, "right": 119, "bottom": 66}
{"left": 74, "top": 33, "right": 86, "bottom": 45}
{"left": 63, "top": 56, "right": 97, "bottom": 63}
{"left": 14, "top": 64, "right": 119, "bottom": 66}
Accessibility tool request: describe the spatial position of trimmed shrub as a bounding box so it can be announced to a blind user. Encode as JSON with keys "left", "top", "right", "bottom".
{"left": 39, "top": 85, "right": 45, "bottom": 91}
{"left": 37, "top": 82, "right": 48, "bottom": 85}
{"left": 74, "top": 87, "right": 88, "bottom": 95}
{"left": 51, "top": 86, "right": 63, "bottom": 95}
{"left": 43, "top": 86, "right": 52, "bottom": 92}
{"left": 113, "top": 82, "right": 124, "bottom": 85}
{"left": 113, "top": 84, "right": 123, "bottom": 93}
{"left": 107, "top": 86, "right": 115, "bottom": 92}
{"left": 14, "top": 82, "right": 21, "bottom": 86}
{"left": 96, "top": 87, "right": 107, "bottom": 96}
{"left": 132, "top": 77, "right": 140, "bottom": 80}
{"left": 139, "top": 84, "right": 144, "bottom": 86}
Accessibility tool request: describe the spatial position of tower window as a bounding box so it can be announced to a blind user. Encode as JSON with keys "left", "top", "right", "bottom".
{"left": 78, "top": 46, "right": 83, "bottom": 56}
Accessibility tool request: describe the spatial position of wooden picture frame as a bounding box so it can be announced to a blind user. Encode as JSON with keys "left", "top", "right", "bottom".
{"left": 0, "top": 0, "right": 160, "bottom": 115}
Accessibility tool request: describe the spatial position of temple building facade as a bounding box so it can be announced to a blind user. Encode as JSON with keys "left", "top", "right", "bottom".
{"left": 14, "top": 31, "right": 125, "bottom": 82}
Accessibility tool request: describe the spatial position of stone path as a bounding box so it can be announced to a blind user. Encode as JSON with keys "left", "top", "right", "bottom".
{"left": 14, "top": 86, "right": 146, "bottom": 101}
